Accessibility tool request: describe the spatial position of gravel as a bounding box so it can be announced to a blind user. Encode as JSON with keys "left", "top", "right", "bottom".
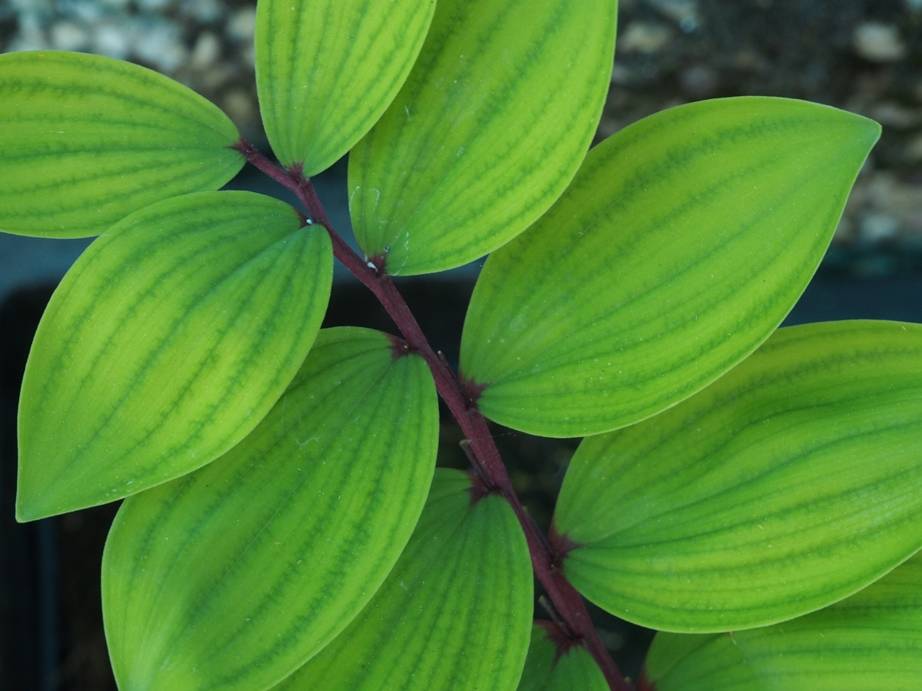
{"left": 0, "top": 0, "right": 919, "bottom": 270}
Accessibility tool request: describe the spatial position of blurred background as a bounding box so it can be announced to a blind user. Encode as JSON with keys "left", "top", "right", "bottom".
{"left": 1, "top": 1, "right": 920, "bottom": 688}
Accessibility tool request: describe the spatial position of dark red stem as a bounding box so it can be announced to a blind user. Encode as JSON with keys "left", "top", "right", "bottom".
{"left": 234, "top": 140, "right": 632, "bottom": 691}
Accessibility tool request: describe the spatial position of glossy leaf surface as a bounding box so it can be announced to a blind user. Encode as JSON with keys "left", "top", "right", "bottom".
{"left": 277, "top": 469, "right": 533, "bottom": 691}
{"left": 554, "top": 321, "right": 922, "bottom": 632}
{"left": 255, "top": 0, "right": 436, "bottom": 174}
{"left": 0, "top": 51, "right": 243, "bottom": 238}
{"left": 462, "top": 97, "right": 880, "bottom": 437}
{"left": 17, "top": 192, "right": 331, "bottom": 520}
{"left": 349, "top": 0, "right": 618, "bottom": 275}
{"left": 103, "top": 328, "right": 439, "bottom": 691}
{"left": 645, "top": 554, "right": 922, "bottom": 691}
{"left": 517, "top": 624, "right": 608, "bottom": 691}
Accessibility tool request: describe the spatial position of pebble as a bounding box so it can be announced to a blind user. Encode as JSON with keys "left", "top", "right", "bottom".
{"left": 869, "top": 101, "right": 919, "bottom": 128}
{"left": 62, "top": 0, "right": 105, "bottom": 23}
{"left": 853, "top": 22, "right": 907, "bottom": 62}
{"left": 190, "top": 31, "right": 221, "bottom": 70}
{"left": 7, "top": 27, "right": 47, "bottom": 52}
{"left": 907, "top": 134, "right": 922, "bottom": 162}
{"left": 180, "top": 0, "right": 223, "bottom": 24}
{"left": 92, "top": 21, "right": 131, "bottom": 59}
{"left": 680, "top": 64, "right": 719, "bottom": 97}
{"left": 222, "top": 87, "right": 255, "bottom": 126}
{"left": 228, "top": 8, "right": 257, "bottom": 43}
{"left": 859, "top": 213, "right": 899, "bottom": 244}
{"left": 619, "top": 22, "right": 673, "bottom": 54}
{"left": 50, "top": 20, "right": 89, "bottom": 51}
{"left": 133, "top": 20, "right": 187, "bottom": 72}
{"left": 648, "top": 0, "right": 700, "bottom": 32}
{"left": 135, "top": 0, "right": 174, "bottom": 10}
{"left": 1, "top": 0, "right": 919, "bottom": 265}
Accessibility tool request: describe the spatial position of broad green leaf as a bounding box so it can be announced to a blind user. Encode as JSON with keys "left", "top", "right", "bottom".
{"left": 553, "top": 321, "right": 922, "bottom": 632}
{"left": 255, "top": 0, "right": 436, "bottom": 175}
{"left": 16, "top": 191, "right": 332, "bottom": 521}
{"left": 0, "top": 51, "right": 243, "bottom": 238}
{"left": 644, "top": 553, "right": 922, "bottom": 691}
{"left": 461, "top": 97, "right": 880, "bottom": 437}
{"left": 349, "top": 0, "right": 618, "bottom": 275}
{"left": 517, "top": 623, "right": 608, "bottom": 691}
{"left": 103, "top": 328, "right": 439, "bottom": 691}
{"left": 276, "top": 469, "right": 533, "bottom": 691}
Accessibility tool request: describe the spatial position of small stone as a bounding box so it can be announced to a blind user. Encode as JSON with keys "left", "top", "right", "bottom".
{"left": 859, "top": 212, "right": 899, "bottom": 244}
{"left": 680, "top": 65, "right": 719, "bottom": 97}
{"left": 610, "top": 63, "right": 633, "bottom": 86}
{"left": 8, "top": 26, "right": 49, "bottom": 52}
{"left": 10, "top": 0, "right": 48, "bottom": 13}
{"left": 132, "top": 21, "right": 187, "bottom": 72}
{"left": 648, "top": 0, "right": 700, "bottom": 32}
{"left": 15, "top": 9, "right": 45, "bottom": 35}
{"left": 853, "top": 22, "right": 907, "bottom": 62}
{"left": 190, "top": 32, "right": 221, "bottom": 70}
{"left": 228, "top": 8, "right": 257, "bottom": 43}
{"left": 50, "top": 21, "right": 90, "bottom": 51}
{"left": 136, "top": 0, "right": 174, "bottom": 10}
{"left": 180, "top": 0, "right": 223, "bottom": 23}
{"left": 906, "top": 134, "right": 922, "bottom": 162}
{"left": 243, "top": 43, "right": 256, "bottom": 67}
{"left": 619, "top": 22, "right": 672, "bottom": 54}
{"left": 199, "top": 63, "right": 235, "bottom": 92}
{"left": 93, "top": 21, "right": 131, "bottom": 59}
{"left": 222, "top": 88, "right": 255, "bottom": 126}
{"left": 65, "top": 0, "right": 105, "bottom": 22}
{"left": 869, "top": 102, "right": 919, "bottom": 128}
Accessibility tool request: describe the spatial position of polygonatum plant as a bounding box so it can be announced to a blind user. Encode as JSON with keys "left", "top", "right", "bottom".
{"left": 4, "top": 1, "right": 921, "bottom": 690}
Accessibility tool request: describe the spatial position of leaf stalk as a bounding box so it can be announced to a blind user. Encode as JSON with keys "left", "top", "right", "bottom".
{"left": 234, "top": 139, "right": 632, "bottom": 691}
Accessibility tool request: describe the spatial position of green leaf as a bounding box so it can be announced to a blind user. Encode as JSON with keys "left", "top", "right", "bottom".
{"left": 553, "top": 320, "right": 922, "bottom": 632}
{"left": 461, "top": 97, "right": 880, "bottom": 437}
{"left": 0, "top": 51, "right": 243, "bottom": 238}
{"left": 517, "top": 623, "right": 608, "bottom": 691}
{"left": 644, "top": 553, "right": 922, "bottom": 691}
{"left": 349, "top": 0, "right": 618, "bottom": 275}
{"left": 16, "top": 191, "right": 332, "bottom": 521}
{"left": 255, "top": 0, "right": 436, "bottom": 175}
{"left": 102, "top": 328, "right": 439, "bottom": 691}
{"left": 276, "top": 469, "right": 533, "bottom": 691}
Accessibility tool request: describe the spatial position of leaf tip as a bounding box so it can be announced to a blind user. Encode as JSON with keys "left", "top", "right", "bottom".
{"left": 845, "top": 110, "right": 883, "bottom": 150}
{"left": 822, "top": 104, "right": 882, "bottom": 154}
{"left": 15, "top": 466, "right": 62, "bottom": 522}
{"left": 14, "top": 491, "right": 46, "bottom": 523}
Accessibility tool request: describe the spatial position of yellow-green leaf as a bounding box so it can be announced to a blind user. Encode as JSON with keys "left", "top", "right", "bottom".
{"left": 255, "top": 0, "right": 436, "bottom": 175}
{"left": 276, "top": 469, "right": 533, "bottom": 691}
{"left": 517, "top": 624, "right": 608, "bottom": 691}
{"left": 461, "top": 97, "right": 880, "bottom": 437}
{"left": 103, "top": 328, "right": 438, "bottom": 691}
{"left": 349, "top": 0, "right": 618, "bottom": 275}
{"left": 0, "top": 51, "right": 243, "bottom": 238}
{"left": 644, "top": 553, "right": 922, "bottom": 691}
{"left": 16, "top": 191, "right": 331, "bottom": 521}
{"left": 554, "top": 321, "right": 922, "bottom": 632}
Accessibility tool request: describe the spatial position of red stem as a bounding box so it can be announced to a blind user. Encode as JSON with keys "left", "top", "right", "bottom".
{"left": 234, "top": 140, "right": 632, "bottom": 691}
